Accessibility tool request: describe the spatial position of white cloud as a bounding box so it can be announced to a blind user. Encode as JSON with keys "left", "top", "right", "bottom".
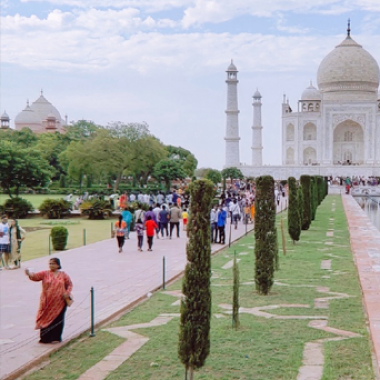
{"left": 20, "top": 0, "right": 193, "bottom": 11}
{"left": 180, "top": 0, "right": 378, "bottom": 27}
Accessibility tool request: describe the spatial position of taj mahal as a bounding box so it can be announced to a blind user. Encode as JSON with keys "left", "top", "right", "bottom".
{"left": 225, "top": 25, "right": 380, "bottom": 179}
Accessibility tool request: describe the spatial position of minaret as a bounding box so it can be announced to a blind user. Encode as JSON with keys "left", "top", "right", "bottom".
{"left": 224, "top": 60, "right": 240, "bottom": 168}
{"left": 251, "top": 89, "right": 263, "bottom": 166}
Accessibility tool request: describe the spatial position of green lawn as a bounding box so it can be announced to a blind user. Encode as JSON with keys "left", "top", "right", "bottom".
{"left": 19, "top": 218, "right": 115, "bottom": 262}
{"left": 0, "top": 194, "right": 116, "bottom": 262}
{"left": 23, "top": 195, "right": 375, "bottom": 380}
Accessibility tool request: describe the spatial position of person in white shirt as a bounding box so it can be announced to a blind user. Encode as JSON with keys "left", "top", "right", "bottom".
{"left": 229, "top": 199, "right": 241, "bottom": 230}
{"left": 156, "top": 192, "right": 164, "bottom": 206}
{"left": 129, "top": 193, "right": 136, "bottom": 202}
{"left": 210, "top": 204, "right": 219, "bottom": 243}
{"left": 0, "top": 215, "right": 11, "bottom": 270}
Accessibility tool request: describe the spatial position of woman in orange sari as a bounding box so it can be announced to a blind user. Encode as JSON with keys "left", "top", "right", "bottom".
{"left": 25, "top": 258, "right": 73, "bottom": 344}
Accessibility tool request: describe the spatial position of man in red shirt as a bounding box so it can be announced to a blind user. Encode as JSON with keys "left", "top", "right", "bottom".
{"left": 145, "top": 215, "right": 158, "bottom": 252}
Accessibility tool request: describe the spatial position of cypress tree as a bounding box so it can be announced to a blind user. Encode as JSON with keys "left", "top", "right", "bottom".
{"left": 316, "top": 176, "right": 323, "bottom": 205}
{"left": 179, "top": 179, "right": 214, "bottom": 380}
{"left": 300, "top": 175, "right": 311, "bottom": 230}
{"left": 287, "top": 177, "right": 301, "bottom": 243}
{"left": 297, "top": 184, "right": 304, "bottom": 235}
{"left": 232, "top": 252, "right": 240, "bottom": 329}
{"left": 310, "top": 177, "right": 318, "bottom": 221}
{"left": 254, "top": 175, "right": 278, "bottom": 295}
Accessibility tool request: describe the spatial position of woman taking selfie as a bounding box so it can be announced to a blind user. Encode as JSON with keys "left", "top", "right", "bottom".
{"left": 25, "top": 258, "right": 73, "bottom": 344}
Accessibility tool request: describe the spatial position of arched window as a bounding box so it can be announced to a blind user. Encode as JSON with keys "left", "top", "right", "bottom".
{"left": 303, "top": 147, "right": 317, "bottom": 165}
{"left": 308, "top": 103, "right": 313, "bottom": 112}
{"left": 286, "top": 123, "right": 294, "bottom": 141}
{"left": 286, "top": 147, "right": 294, "bottom": 164}
{"left": 303, "top": 123, "right": 317, "bottom": 141}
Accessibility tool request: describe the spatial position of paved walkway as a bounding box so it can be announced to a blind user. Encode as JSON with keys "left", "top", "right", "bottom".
{"left": 1, "top": 199, "right": 285, "bottom": 380}
{"left": 342, "top": 194, "right": 380, "bottom": 376}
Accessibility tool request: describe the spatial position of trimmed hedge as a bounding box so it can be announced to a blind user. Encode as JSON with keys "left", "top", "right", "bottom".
{"left": 51, "top": 226, "right": 68, "bottom": 250}
{"left": 0, "top": 197, "right": 34, "bottom": 219}
{"left": 39, "top": 199, "right": 72, "bottom": 219}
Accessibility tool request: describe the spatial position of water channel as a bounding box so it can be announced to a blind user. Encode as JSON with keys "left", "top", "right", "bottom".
{"left": 356, "top": 197, "right": 380, "bottom": 231}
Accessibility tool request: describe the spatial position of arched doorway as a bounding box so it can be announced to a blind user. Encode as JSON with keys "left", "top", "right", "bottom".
{"left": 303, "top": 122, "right": 317, "bottom": 141}
{"left": 333, "top": 120, "right": 364, "bottom": 164}
{"left": 286, "top": 147, "right": 294, "bottom": 164}
{"left": 286, "top": 123, "right": 294, "bottom": 141}
{"left": 303, "top": 147, "right": 316, "bottom": 164}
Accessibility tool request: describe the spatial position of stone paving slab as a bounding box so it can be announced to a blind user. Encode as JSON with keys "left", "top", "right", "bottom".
{"left": 0, "top": 215, "right": 258, "bottom": 380}
{"left": 342, "top": 194, "right": 380, "bottom": 375}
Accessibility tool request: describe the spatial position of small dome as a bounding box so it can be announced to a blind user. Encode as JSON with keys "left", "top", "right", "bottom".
{"left": 1, "top": 111, "right": 9, "bottom": 120}
{"left": 15, "top": 104, "right": 41, "bottom": 124}
{"left": 47, "top": 112, "right": 56, "bottom": 119}
{"left": 317, "top": 36, "right": 380, "bottom": 93}
{"left": 227, "top": 60, "right": 238, "bottom": 72}
{"left": 253, "top": 89, "right": 262, "bottom": 99}
{"left": 301, "top": 83, "right": 321, "bottom": 100}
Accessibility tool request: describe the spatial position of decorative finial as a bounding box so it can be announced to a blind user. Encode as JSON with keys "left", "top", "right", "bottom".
{"left": 347, "top": 18, "right": 351, "bottom": 38}
{"left": 41, "top": 89, "right": 43, "bottom": 96}
{"left": 231, "top": 59, "right": 233, "bottom": 64}
{"left": 26, "top": 99, "right": 29, "bottom": 107}
{"left": 310, "top": 80, "right": 312, "bottom": 86}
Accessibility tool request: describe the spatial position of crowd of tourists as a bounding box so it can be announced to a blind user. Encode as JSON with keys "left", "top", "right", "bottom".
{"left": 113, "top": 196, "right": 187, "bottom": 253}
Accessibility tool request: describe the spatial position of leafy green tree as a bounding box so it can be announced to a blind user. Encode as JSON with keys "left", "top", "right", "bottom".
{"left": 179, "top": 179, "right": 214, "bottom": 380}
{"left": 206, "top": 169, "right": 222, "bottom": 185}
{"left": 127, "top": 136, "right": 167, "bottom": 186}
{"left": 64, "top": 120, "right": 101, "bottom": 141}
{"left": 300, "top": 175, "right": 312, "bottom": 230}
{"left": 166, "top": 145, "right": 198, "bottom": 178}
{"left": 153, "top": 159, "right": 187, "bottom": 192}
{"left": 35, "top": 133, "right": 69, "bottom": 179}
{"left": 254, "top": 175, "right": 278, "bottom": 295}
{"left": 9, "top": 128, "right": 38, "bottom": 148}
{"left": 221, "top": 167, "right": 244, "bottom": 186}
{"left": 59, "top": 140, "right": 99, "bottom": 190}
{"left": 287, "top": 177, "right": 301, "bottom": 244}
{"left": 0, "top": 141, "right": 52, "bottom": 197}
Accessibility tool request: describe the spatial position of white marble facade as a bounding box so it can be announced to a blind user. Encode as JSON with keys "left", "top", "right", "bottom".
{"left": 225, "top": 28, "right": 380, "bottom": 179}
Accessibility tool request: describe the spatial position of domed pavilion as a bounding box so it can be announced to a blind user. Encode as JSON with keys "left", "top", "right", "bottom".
{"left": 14, "top": 91, "right": 67, "bottom": 133}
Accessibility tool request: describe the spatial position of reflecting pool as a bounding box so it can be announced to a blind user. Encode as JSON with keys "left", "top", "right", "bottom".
{"left": 356, "top": 197, "right": 380, "bottom": 231}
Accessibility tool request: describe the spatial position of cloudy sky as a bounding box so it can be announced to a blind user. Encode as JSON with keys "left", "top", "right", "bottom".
{"left": 2, "top": 0, "right": 380, "bottom": 169}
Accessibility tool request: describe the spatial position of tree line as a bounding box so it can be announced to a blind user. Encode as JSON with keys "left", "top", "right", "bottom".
{"left": 0, "top": 121, "right": 198, "bottom": 197}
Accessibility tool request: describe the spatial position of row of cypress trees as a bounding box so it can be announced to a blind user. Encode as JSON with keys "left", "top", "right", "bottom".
{"left": 178, "top": 174, "right": 327, "bottom": 378}
{"left": 288, "top": 175, "right": 328, "bottom": 243}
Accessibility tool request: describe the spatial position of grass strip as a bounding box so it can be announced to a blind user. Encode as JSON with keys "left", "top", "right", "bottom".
{"left": 23, "top": 195, "right": 375, "bottom": 380}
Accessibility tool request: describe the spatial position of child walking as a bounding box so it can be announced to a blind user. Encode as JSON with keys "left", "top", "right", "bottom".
{"left": 135, "top": 218, "right": 144, "bottom": 251}
{"left": 145, "top": 215, "right": 158, "bottom": 252}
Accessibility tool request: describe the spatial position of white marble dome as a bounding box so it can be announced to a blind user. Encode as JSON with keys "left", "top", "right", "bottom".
{"left": 14, "top": 103, "right": 41, "bottom": 124}
{"left": 317, "top": 36, "right": 380, "bottom": 93}
{"left": 30, "top": 93, "right": 63, "bottom": 122}
{"left": 301, "top": 83, "right": 321, "bottom": 100}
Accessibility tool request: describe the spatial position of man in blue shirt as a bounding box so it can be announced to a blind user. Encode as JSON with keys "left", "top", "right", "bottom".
{"left": 217, "top": 204, "right": 227, "bottom": 244}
